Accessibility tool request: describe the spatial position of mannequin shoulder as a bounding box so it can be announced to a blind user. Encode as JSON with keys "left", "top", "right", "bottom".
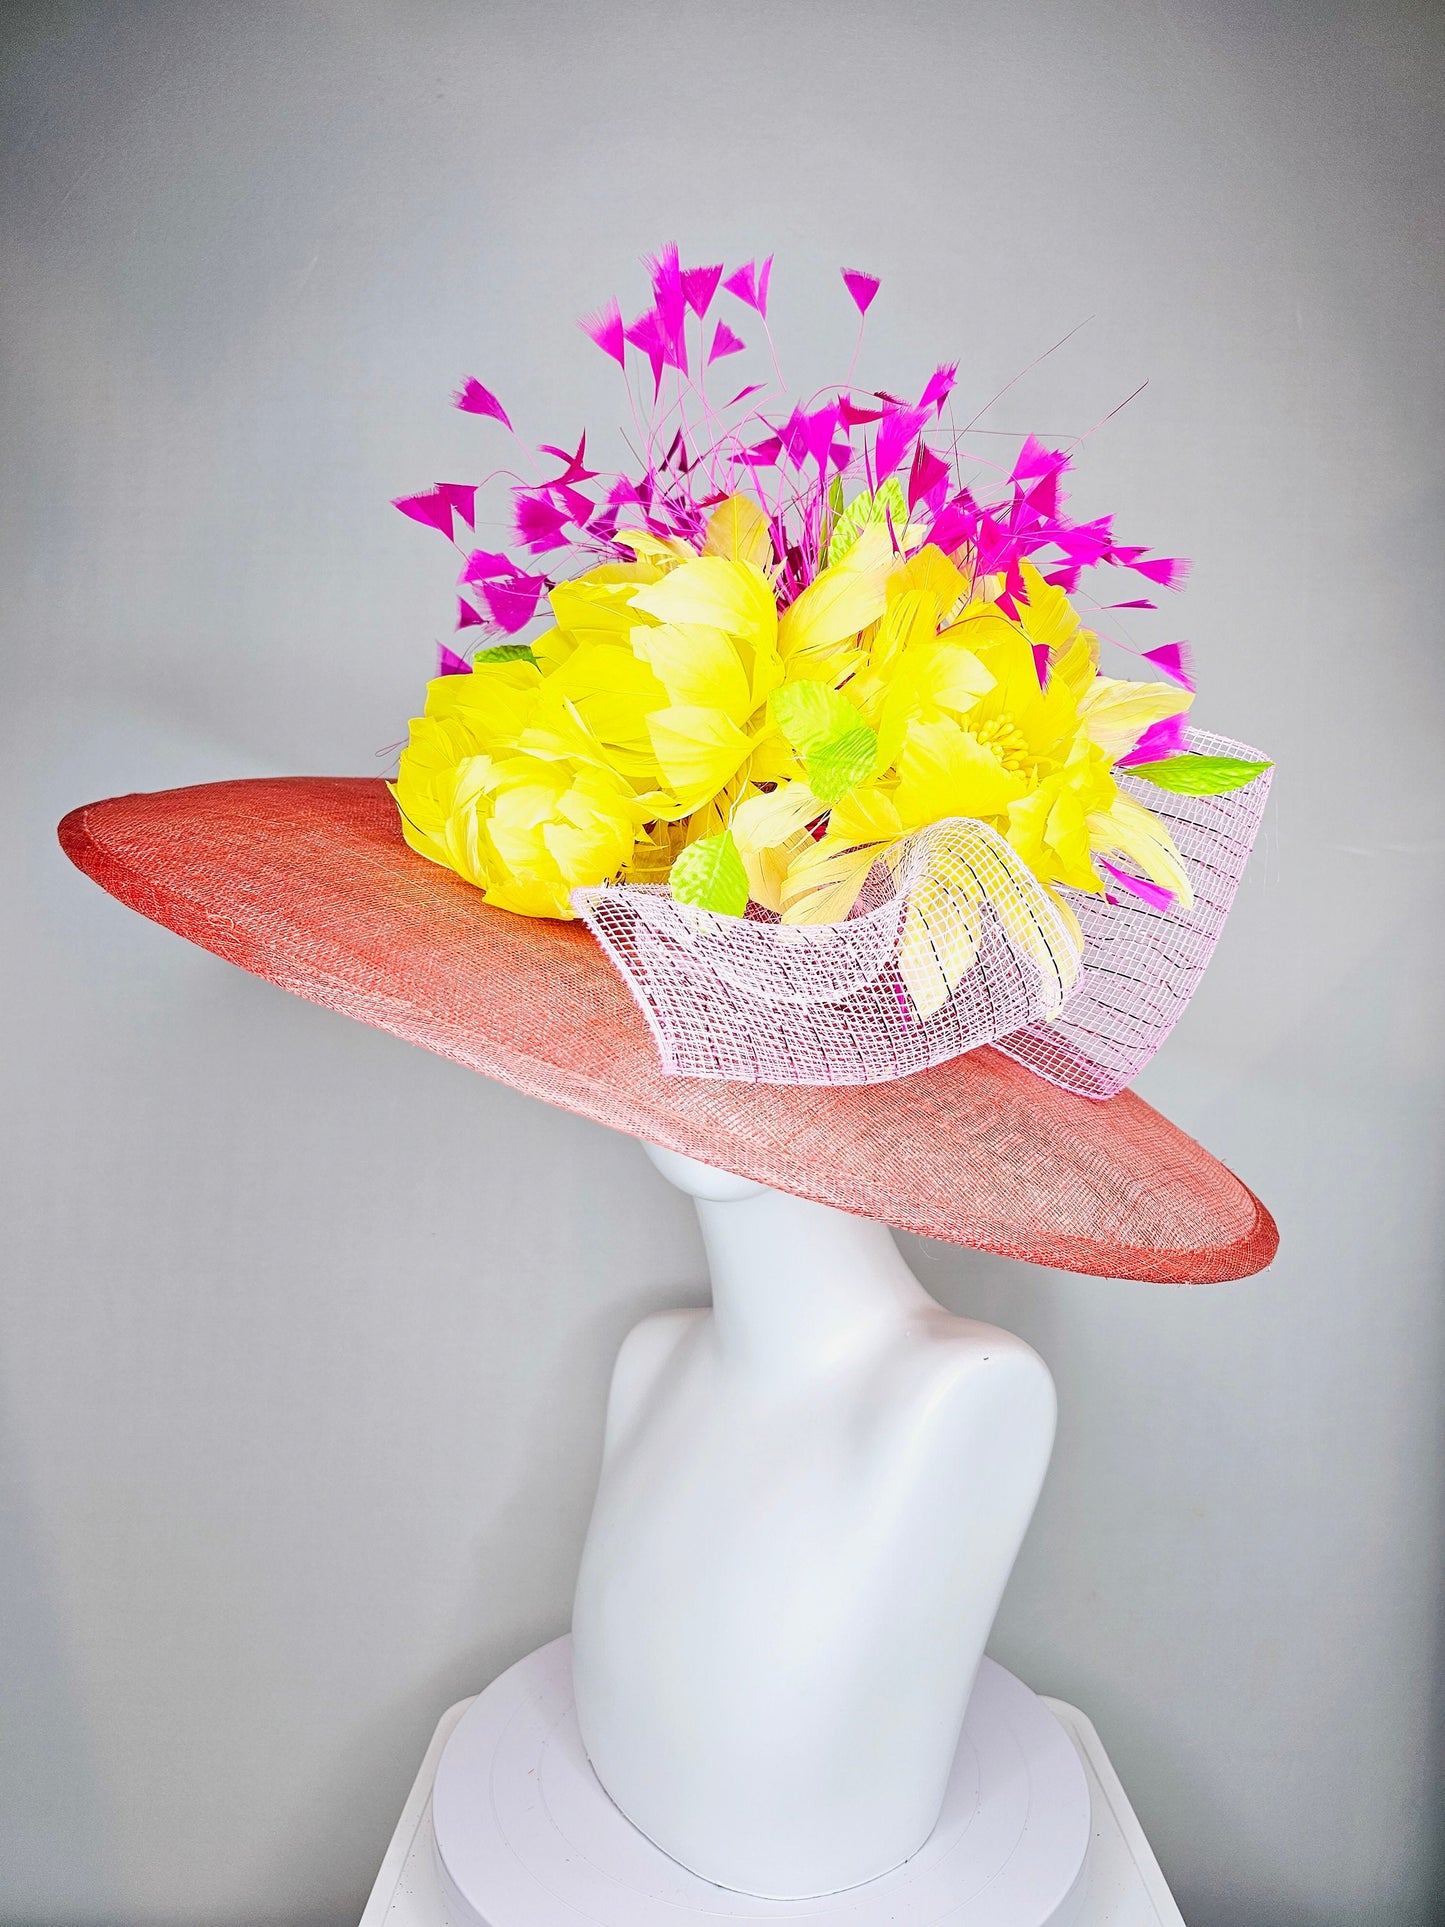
{"left": 602, "top": 1307, "right": 704, "bottom": 1445}
{"left": 880, "top": 1309, "right": 1056, "bottom": 1435}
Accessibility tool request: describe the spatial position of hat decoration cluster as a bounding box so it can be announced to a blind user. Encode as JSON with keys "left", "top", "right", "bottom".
{"left": 392, "top": 250, "right": 1272, "bottom": 1092}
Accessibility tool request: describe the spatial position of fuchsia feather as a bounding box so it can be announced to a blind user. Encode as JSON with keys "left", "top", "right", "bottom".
{"left": 459, "top": 552, "right": 548, "bottom": 632}
{"left": 514, "top": 493, "right": 572, "bottom": 553}
{"left": 839, "top": 396, "right": 884, "bottom": 427}
{"left": 623, "top": 309, "right": 666, "bottom": 392}
{"left": 1131, "top": 554, "right": 1192, "bottom": 590}
{"left": 401, "top": 250, "right": 1201, "bottom": 717}
{"left": 708, "top": 320, "right": 746, "bottom": 364}
{"left": 393, "top": 488, "right": 457, "bottom": 539}
{"left": 538, "top": 434, "right": 597, "bottom": 486}
{"left": 481, "top": 575, "right": 547, "bottom": 632}
{"left": 802, "top": 403, "right": 840, "bottom": 473}
{"left": 459, "top": 550, "right": 519, "bottom": 583}
{"left": 1118, "top": 712, "right": 1190, "bottom": 767}
{"left": 1010, "top": 434, "right": 1068, "bottom": 483}
{"left": 580, "top": 300, "right": 626, "bottom": 367}
{"left": 683, "top": 263, "right": 723, "bottom": 317}
{"left": 917, "top": 363, "right": 958, "bottom": 417}
{"left": 841, "top": 268, "right": 880, "bottom": 316}
{"left": 1098, "top": 860, "right": 1175, "bottom": 911}
{"left": 874, "top": 405, "right": 930, "bottom": 481}
{"left": 436, "top": 484, "right": 476, "bottom": 529}
{"left": 908, "top": 440, "right": 951, "bottom": 510}
{"left": 453, "top": 379, "right": 512, "bottom": 429}
{"left": 737, "top": 434, "right": 783, "bottom": 468}
{"left": 723, "top": 256, "right": 773, "bottom": 318}
{"left": 437, "top": 643, "right": 473, "bottom": 676}
{"left": 1143, "top": 641, "right": 1196, "bottom": 690}
{"left": 646, "top": 243, "right": 688, "bottom": 365}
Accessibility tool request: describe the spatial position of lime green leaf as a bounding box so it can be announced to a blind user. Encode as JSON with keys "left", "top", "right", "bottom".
{"left": 770, "top": 682, "right": 877, "bottom": 804}
{"left": 807, "top": 724, "right": 878, "bottom": 804}
{"left": 770, "top": 681, "right": 859, "bottom": 754}
{"left": 825, "top": 478, "right": 908, "bottom": 566}
{"left": 1127, "top": 754, "right": 1273, "bottom": 795}
{"left": 669, "top": 829, "right": 750, "bottom": 916}
{"left": 474, "top": 644, "right": 538, "bottom": 665}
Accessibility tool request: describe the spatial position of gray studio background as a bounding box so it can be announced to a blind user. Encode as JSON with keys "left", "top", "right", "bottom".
{"left": 3, "top": 2, "right": 1442, "bottom": 1922}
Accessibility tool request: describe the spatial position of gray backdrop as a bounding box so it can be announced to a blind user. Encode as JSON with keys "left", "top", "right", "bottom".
{"left": 3, "top": 2, "right": 1442, "bottom": 1922}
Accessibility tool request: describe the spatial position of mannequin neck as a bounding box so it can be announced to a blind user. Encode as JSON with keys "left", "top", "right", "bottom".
{"left": 692, "top": 1185, "right": 931, "bottom": 1373}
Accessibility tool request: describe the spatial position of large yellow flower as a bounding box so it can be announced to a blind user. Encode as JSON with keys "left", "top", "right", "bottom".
{"left": 752, "top": 560, "right": 1193, "bottom": 924}
{"left": 390, "top": 657, "right": 650, "bottom": 919}
{"left": 393, "top": 500, "right": 1195, "bottom": 951}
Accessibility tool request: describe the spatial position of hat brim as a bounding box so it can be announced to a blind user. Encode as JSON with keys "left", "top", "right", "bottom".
{"left": 58, "top": 777, "right": 1277, "bottom": 1283}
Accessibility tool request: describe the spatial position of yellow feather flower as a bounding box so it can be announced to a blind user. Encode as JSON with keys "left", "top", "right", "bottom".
{"left": 394, "top": 497, "right": 1198, "bottom": 932}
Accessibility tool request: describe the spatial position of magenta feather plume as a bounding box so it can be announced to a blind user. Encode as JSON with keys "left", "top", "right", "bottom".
{"left": 682, "top": 263, "right": 723, "bottom": 317}
{"left": 1143, "top": 641, "right": 1196, "bottom": 690}
{"left": 841, "top": 268, "right": 880, "bottom": 316}
{"left": 453, "top": 379, "right": 512, "bottom": 430}
{"left": 393, "top": 488, "right": 457, "bottom": 539}
{"left": 708, "top": 319, "right": 746, "bottom": 364}
{"left": 580, "top": 299, "right": 626, "bottom": 368}
{"left": 917, "top": 363, "right": 957, "bottom": 417}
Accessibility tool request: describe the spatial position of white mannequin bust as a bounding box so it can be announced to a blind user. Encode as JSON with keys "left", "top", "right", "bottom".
{"left": 570, "top": 1143, "right": 1058, "bottom": 1900}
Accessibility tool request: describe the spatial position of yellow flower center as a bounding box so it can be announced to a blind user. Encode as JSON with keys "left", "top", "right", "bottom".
{"left": 970, "top": 717, "right": 1033, "bottom": 773}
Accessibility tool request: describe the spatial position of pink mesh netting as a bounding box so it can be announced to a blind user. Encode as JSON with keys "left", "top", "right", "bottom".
{"left": 996, "top": 731, "right": 1271, "bottom": 1098}
{"left": 57, "top": 777, "right": 1277, "bottom": 1282}
{"left": 574, "top": 819, "right": 1084, "bottom": 1086}
{"left": 574, "top": 731, "right": 1270, "bottom": 1096}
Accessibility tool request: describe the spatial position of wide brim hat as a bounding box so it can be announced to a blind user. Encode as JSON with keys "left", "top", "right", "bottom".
{"left": 58, "top": 775, "right": 1277, "bottom": 1283}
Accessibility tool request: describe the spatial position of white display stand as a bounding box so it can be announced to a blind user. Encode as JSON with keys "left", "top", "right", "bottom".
{"left": 433, "top": 1635, "right": 1089, "bottom": 1926}
{"left": 359, "top": 1667, "right": 1187, "bottom": 1927}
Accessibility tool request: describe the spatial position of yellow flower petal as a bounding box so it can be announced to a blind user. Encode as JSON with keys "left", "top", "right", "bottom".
{"left": 1078, "top": 676, "right": 1194, "bottom": 762}
{"left": 829, "top": 784, "right": 905, "bottom": 844}
{"left": 631, "top": 621, "right": 751, "bottom": 717}
{"left": 778, "top": 835, "right": 884, "bottom": 925}
{"left": 645, "top": 704, "right": 756, "bottom": 815}
{"left": 1088, "top": 791, "right": 1195, "bottom": 909}
{"left": 777, "top": 521, "right": 894, "bottom": 677}
{"left": 632, "top": 555, "right": 777, "bottom": 642}
{"left": 1015, "top": 561, "right": 1080, "bottom": 656}
{"left": 893, "top": 716, "right": 1028, "bottom": 826}
{"left": 702, "top": 493, "right": 774, "bottom": 570}
{"left": 731, "top": 781, "right": 823, "bottom": 912}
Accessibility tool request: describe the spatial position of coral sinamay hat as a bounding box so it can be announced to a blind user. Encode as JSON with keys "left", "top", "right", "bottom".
{"left": 58, "top": 775, "right": 1276, "bottom": 1284}
{"left": 59, "top": 250, "right": 1279, "bottom": 1284}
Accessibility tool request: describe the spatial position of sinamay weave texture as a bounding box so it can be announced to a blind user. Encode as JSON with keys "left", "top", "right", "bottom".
{"left": 58, "top": 776, "right": 1277, "bottom": 1282}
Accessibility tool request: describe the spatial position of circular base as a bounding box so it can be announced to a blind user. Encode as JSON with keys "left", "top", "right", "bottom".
{"left": 432, "top": 1636, "right": 1091, "bottom": 1926}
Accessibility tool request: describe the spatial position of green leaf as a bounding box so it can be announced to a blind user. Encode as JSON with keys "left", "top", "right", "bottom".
{"left": 807, "top": 724, "right": 879, "bottom": 804}
{"left": 770, "top": 681, "right": 860, "bottom": 754}
{"left": 473, "top": 644, "right": 537, "bottom": 665}
{"left": 825, "top": 478, "right": 908, "bottom": 566}
{"left": 669, "top": 830, "right": 750, "bottom": 917}
{"left": 1127, "top": 754, "right": 1273, "bottom": 796}
{"left": 770, "top": 683, "right": 878, "bottom": 804}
